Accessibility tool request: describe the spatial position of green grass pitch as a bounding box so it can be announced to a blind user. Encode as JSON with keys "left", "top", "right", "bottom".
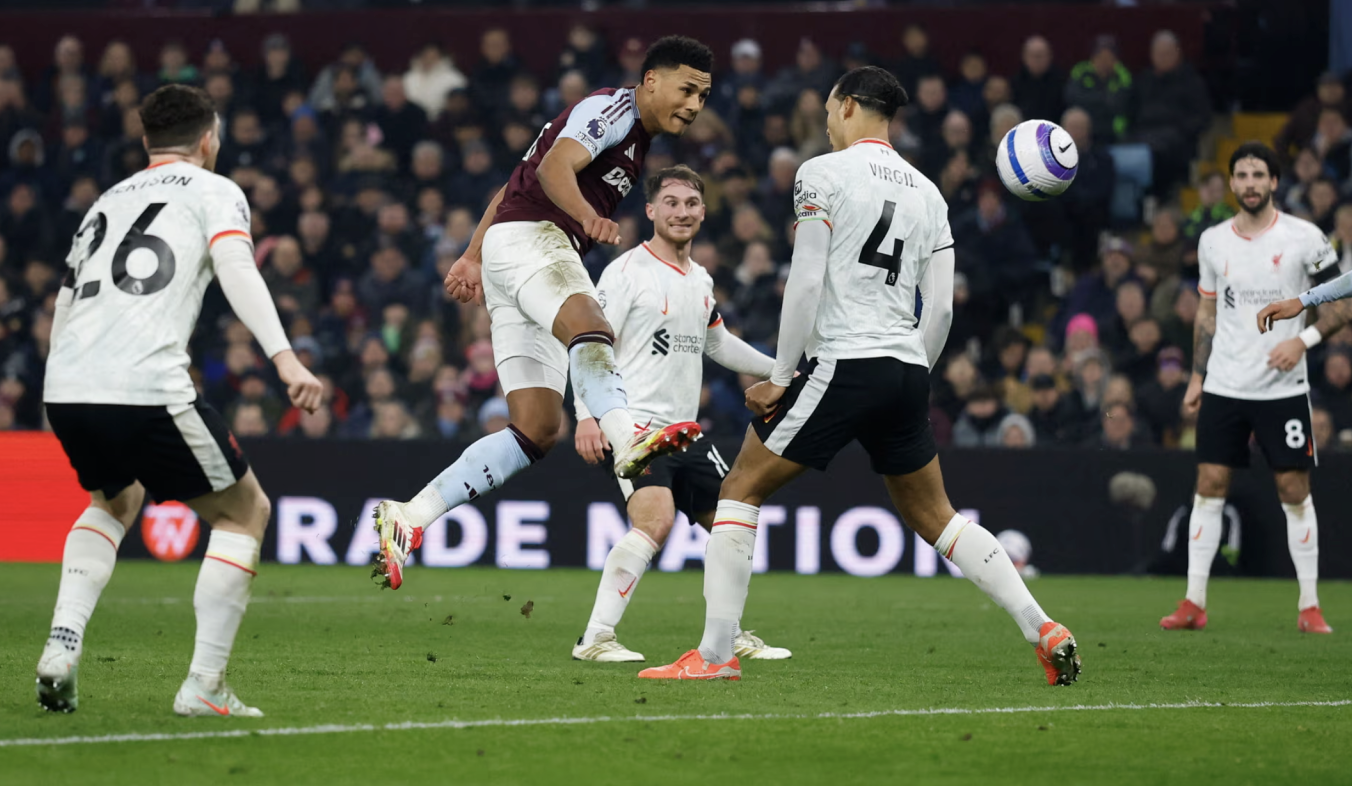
{"left": 1, "top": 563, "right": 1350, "bottom": 785}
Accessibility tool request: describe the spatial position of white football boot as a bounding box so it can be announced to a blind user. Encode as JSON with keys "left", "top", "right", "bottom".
{"left": 372, "top": 500, "right": 423, "bottom": 590}
{"left": 36, "top": 641, "right": 80, "bottom": 713}
{"left": 572, "top": 631, "right": 645, "bottom": 662}
{"left": 173, "top": 674, "right": 264, "bottom": 718}
{"left": 733, "top": 630, "right": 793, "bottom": 660}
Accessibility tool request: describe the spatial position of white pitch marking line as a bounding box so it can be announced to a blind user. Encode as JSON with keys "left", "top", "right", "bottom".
{"left": 2, "top": 699, "right": 1347, "bottom": 748}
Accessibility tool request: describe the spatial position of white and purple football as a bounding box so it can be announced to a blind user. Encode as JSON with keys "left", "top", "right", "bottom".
{"left": 996, "top": 119, "right": 1078, "bottom": 201}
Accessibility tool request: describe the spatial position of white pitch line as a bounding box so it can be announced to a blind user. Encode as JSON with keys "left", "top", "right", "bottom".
{"left": 2, "top": 699, "right": 1347, "bottom": 749}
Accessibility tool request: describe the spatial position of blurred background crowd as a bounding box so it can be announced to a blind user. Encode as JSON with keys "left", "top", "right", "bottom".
{"left": 2, "top": 3, "right": 1351, "bottom": 454}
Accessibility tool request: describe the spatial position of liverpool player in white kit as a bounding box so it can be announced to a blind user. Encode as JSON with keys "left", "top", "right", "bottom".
{"left": 1162, "top": 143, "right": 1338, "bottom": 634}
{"left": 36, "top": 86, "right": 323, "bottom": 715}
{"left": 371, "top": 38, "right": 714, "bottom": 590}
{"left": 570, "top": 166, "right": 790, "bottom": 663}
{"left": 640, "top": 68, "right": 1081, "bottom": 685}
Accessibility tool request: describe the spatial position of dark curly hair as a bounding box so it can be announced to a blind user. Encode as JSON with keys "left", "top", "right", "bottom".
{"left": 139, "top": 84, "right": 217, "bottom": 152}
{"left": 1228, "top": 141, "right": 1281, "bottom": 179}
{"left": 641, "top": 36, "right": 714, "bottom": 78}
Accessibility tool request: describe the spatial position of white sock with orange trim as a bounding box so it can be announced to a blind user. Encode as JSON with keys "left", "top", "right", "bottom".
{"left": 583, "top": 528, "right": 659, "bottom": 645}
{"left": 934, "top": 513, "right": 1049, "bottom": 645}
{"left": 698, "top": 501, "right": 758, "bottom": 664}
{"left": 1185, "top": 495, "right": 1224, "bottom": 609}
{"left": 48, "top": 507, "right": 126, "bottom": 659}
{"left": 189, "top": 529, "right": 260, "bottom": 689}
{"left": 1283, "top": 495, "right": 1320, "bottom": 610}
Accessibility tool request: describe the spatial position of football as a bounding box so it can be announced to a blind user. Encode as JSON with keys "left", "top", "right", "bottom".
{"left": 996, "top": 119, "right": 1078, "bottom": 201}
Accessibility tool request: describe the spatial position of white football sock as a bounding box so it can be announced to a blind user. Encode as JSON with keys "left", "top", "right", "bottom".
{"left": 48, "top": 507, "right": 126, "bottom": 658}
{"left": 1185, "top": 495, "right": 1224, "bottom": 609}
{"left": 583, "top": 529, "right": 659, "bottom": 645}
{"left": 698, "top": 501, "right": 758, "bottom": 664}
{"left": 934, "top": 514, "right": 1050, "bottom": 645}
{"left": 403, "top": 426, "right": 542, "bottom": 528}
{"left": 1283, "top": 495, "right": 1320, "bottom": 610}
{"left": 189, "top": 530, "right": 260, "bottom": 690}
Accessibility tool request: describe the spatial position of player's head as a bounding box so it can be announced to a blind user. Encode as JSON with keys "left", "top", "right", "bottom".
{"left": 637, "top": 36, "right": 713, "bottom": 137}
{"left": 140, "top": 84, "right": 220, "bottom": 170}
{"left": 1227, "top": 141, "right": 1281, "bottom": 215}
{"left": 825, "top": 66, "right": 908, "bottom": 150}
{"left": 644, "top": 165, "right": 706, "bottom": 245}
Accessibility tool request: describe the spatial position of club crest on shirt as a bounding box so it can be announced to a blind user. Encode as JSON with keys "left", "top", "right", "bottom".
{"left": 1272, "top": 253, "right": 1283, "bottom": 269}
{"left": 587, "top": 117, "right": 608, "bottom": 140}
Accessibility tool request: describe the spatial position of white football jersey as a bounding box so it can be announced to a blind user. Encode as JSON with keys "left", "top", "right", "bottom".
{"left": 45, "top": 161, "right": 253, "bottom": 406}
{"left": 792, "top": 139, "right": 953, "bottom": 367}
{"left": 586, "top": 243, "right": 720, "bottom": 428}
{"left": 1197, "top": 211, "right": 1337, "bottom": 400}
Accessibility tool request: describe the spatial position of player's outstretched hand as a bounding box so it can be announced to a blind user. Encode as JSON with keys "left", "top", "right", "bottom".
{"left": 445, "top": 255, "right": 484, "bottom": 305}
{"left": 1267, "top": 337, "right": 1306, "bottom": 372}
{"left": 1182, "top": 373, "right": 1204, "bottom": 417}
{"left": 275, "top": 350, "right": 323, "bottom": 414}
{"left": 745, "top": 381, "right": 787, "bottom": 417}
{"left": 583, "top": 216, "right": 622, "bottom": 245}
{"left": 574, "top": 417, "right": 610, "bottom": 464}
{"left": 1257, "top": 298, "right": 1304, "bottom": 333}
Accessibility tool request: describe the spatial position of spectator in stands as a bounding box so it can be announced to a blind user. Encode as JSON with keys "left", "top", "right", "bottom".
{"left": 1, "top": 130, "right": 59, "bottom": 205}
{"left": 1280, "top": 147, "right": 1323, "bottom": 215}
{"left": 157, "top": 40, "right": 199, "bottom": 87}
{"left": 232, "top": 403, "right": 269, "bottom": 438}
{"left": 217, "top": 108, "right": 270, "bottom": 175}
{"left": 403, "top": 43, "right": 467, "bottom": 121}
{"left": 615, "top": 37, "right": 647, "bottom": 89}
{"left": 1013, "top": 36, "right": 1065, "bottom": 125}
{"left": 953, "top": 385, "right": 1009, "bottom": 447}
{"left": 1065, "top": 35, "right": 1131, "bottom": 145}
{"left": 358, "top": 247, "right": 425, "bottom": 317}
{"left": 447, "top": 140, "right": 505, "bottom": 213}
{"left": 935, "top": 354, "right": 980, "bottom": 424}
{"left": 922, "top": 109, "right": 975, "bottom": 181}
{"left": 470, "top": 28, "right": 523, "bottom": 120}
{"left": 36, "top": 36, "right": 91, "bottom": 115}
{"left": 756, "top": 147, "right": 799, "bottom": 239}
{"left": 544, "top": 69, "right": 590, "bottom": 117}
{"left": 0, "top": 77, "right": 44, "bottom": 171}
{"left": 911, "top": 75, "right": 949, "bottom": 164}
{"left": 1131, "top": 31, "right": 1211, "bottom": 195}
{"left": 1136, "top": 208, "right": 1187, "bottom": 293}
{"left": 1277, "top": 72, "right": 1351, "bottom": 165}
{"left": 252, "top": 34, "right": 307, "bottom": 127}
{"left": 1316, "top": 348, "right": 1352, "bottom": 432}
{"left": 47, "top": 75, "right": 97, "bottom": 144}
{"left": 949, "top": 52, "right": 989, "bottom": 140}
{"left": 0, "top": 44, "right": 18, "bottom": 83}
{"left": 989, "top": 326, "right": 1033, "bottom": 414}
{"left": 765, "top": 38, "right": 837, "bottom": 114}
{"left": 1056, "top": 107, "right": 1114, "bottom": 272}
{"left": 0, "top": 184, "right": 52, "bottom": 266}
{"left": 1182, "top": 171, "right": 1234, "bottom": 247}
{"left": 1311, "top": 107, "right": 1352, "bottom": 183}
{"left": 952, "top": 179, "right": 1039, "bottom": 311}
{"left": 997, "top": 413, "right": 1036, "bottom": 448}
{"left": 1305, "top": 177, "right": 1340, "bottom": 233}
{"left": 93, "top": 41, "right": 151, "bottom": 110}
{"left": 1312, "top": 405, "right": 1339, "bottom": 453}
{"left": 789, "top": 89, "right": 831, "bottom": 161}
{"left": 226, "top": 369, "right": 286, "bottom": 433}
{"left": 309, "top": 42, "right": 382, "bottom": 113}
{"left": 893, "top": 23, "right": 942, "bottom": 99}
{"left": 713, "top": 38, "right": 765, "bottom": 118}
{"left": 1137, "top": 346, "right": 1187, "bottom": 446}
{"left": 263, "top": 235, "right": 322, "bottom": 317}
{"left": 1094, "top": 401, "right": 1149, "bottom": 449}
{"left": 1028, "top": 373, "right": 1082, "bottom": 445}
{"left": 1099, "top": 279, "right": 1148, "bottom": 360}
{"left": 1062, "top": 236, "right": 1137, "bottom": 334}
{"left": 1326, "top": 204, "right": 1352, "bottom": 277}
{"left": 374, "top": 76, "right": 428, "bottom": 171}
{"left": 554, "top": 24, "right": 611, "bottom": 90}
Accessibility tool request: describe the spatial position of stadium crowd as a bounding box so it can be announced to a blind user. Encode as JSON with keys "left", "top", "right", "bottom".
{"left": 2, "top": 24, "right": 1351, "bottom": 451}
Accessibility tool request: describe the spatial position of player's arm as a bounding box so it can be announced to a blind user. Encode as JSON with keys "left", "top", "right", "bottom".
{"left": 1259, "top": 270, "right": 1352, "bottom": 334}
{"left": 705, "top": 318, "right": 774, "bottom": 378}
{"left": 444, "top": 185, "right": 506, "bottom": 305}
{"left": 917, "top": 247, "right": 956, "bottom": 369}
{"left": 747, "top": 219, "right": 830, "bottom": 417}
{"left": 1184, "top": 294, "right": 1217, "bottom": 415}
{"left": 537, "top": 138, "right": 621, "bottom": 246}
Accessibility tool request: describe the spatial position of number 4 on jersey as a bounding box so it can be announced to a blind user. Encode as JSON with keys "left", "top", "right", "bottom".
{"left": 858, "top": 199, "right": 904, "bottom": 286}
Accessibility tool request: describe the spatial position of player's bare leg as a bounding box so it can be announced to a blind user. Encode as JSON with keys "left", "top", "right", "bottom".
{"left": 36, "top": 483, "right": 144, "bottom": 713}
{"left": 1274, "top": 469, "right": 1331, "bottom": 633}
{"left": 169, "top": 470, "right": 271, "bottom": 718}
{"left": 1161, "top": 463, "right": 1229, "bottom": 630}
{"left": 639, "top": 428, "right": 803, "bottom": 680}
{"left": 576, "top": 487, "right": 670, "bottom": 662}
{"left": 554, "top": 293, "right": 701, "bottom": 480}
{"left": 374, "top": 386, "right": 554, "bottom": 589}
{"left": 883, "top": 458, "right": 1079, "bottom": 685}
